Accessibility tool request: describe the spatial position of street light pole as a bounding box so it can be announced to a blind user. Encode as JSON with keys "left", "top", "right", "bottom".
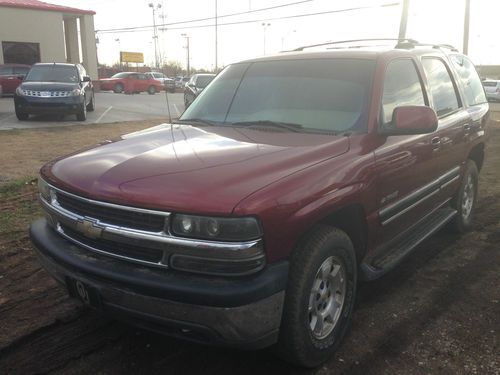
{"left": 181, "top": 33, "right": 190, "bottom": 76}
{"left": 262, "top": 23, "right": 271, "bottom": 55}
{"left": 149, "top": 3, "right": 161, "bottom": 68}
{"left": 215, "top": 0, "right": 218, "bottom": 72}
{"left": 463, "top": 0, "right": 471, "bottom": 55}
{"left": 398, "top": 0, "right": 410, "bottom": 40}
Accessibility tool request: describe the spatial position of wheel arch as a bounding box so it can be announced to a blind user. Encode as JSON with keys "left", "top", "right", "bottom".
{"left": 468, "top": 142, "right": 485, "bottom": 171}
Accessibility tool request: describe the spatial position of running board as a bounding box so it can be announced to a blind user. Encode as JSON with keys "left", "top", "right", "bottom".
{"left": 361, "top": 207, "right": 457, "bottom": 281}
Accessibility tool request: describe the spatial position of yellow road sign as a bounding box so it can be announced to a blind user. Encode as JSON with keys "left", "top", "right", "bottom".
{"left": 120, "top": 51, "right": 144, "bottom": 63}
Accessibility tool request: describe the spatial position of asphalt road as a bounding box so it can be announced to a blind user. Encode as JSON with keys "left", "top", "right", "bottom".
{"left": 0, "top": 91, "right": 185, "bottom": 130}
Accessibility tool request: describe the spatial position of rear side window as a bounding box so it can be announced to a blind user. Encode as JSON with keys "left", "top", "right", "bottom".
{"left": 450, "top": 55, "right": 487, "bottom": 106}
{"left": 381, "top": 59, "right": 425, "bottom": 125}
{"left": 422, "top": 58, "right": 460, "bottom": 117}
{"left": 14, "top": 67, "right": 30, "bottom": 75}
{"left": 0, "top": 66, "right": 14, "bottom": 75}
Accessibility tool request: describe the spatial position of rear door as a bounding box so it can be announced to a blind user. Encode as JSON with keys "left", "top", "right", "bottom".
{"left": 0, "top": 66, "right": 17, "bottom": 94}
{"left": 420, "top": 56, "right": 471, "bottom": 203}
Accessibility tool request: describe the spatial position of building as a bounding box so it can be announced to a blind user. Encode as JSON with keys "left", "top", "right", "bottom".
{"left": 0, "top": 0, "right": 98, "bottom": 79}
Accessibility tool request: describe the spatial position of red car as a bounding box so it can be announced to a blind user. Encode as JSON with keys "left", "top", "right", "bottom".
{"left": 0, "top": 64, "right": 30, "bottom": 96}
{"left": 31, "top": 40, "right": 489, "bottom": 367}
{"left": 99, "top": 72, "right": 162, "bottom": 95}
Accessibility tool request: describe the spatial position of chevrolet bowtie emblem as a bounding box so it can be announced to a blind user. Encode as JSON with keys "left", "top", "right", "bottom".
{"left": 76, "top": 219, "right": 103, "bottom": 239}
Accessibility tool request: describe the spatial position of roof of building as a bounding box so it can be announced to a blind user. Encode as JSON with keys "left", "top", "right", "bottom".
{"left": 0, "top": 0, "right": 95, "bottom": 15}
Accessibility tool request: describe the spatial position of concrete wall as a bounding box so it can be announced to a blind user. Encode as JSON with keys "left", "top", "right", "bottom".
{"left": 0, "top": 7, "right": 66, "bottom": 64}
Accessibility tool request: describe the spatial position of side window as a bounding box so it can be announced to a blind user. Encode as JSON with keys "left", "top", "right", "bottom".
{"left": 14, "top": 67, "right": 30, "bottom": 75}
{"left": 450, "top": 55, "right": 487, "bottom": 106}
{"left": 381, "top": 59, "right": 425, "bottom": 125}
{"left": 138, "top": 74, "right": 147, "bottom": 80}
{"left": 422, "top": 58, "right": 460, "bottom": 117}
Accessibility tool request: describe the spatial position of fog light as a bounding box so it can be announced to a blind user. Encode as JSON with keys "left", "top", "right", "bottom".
{"left": 206, "top": 218, "right": 220, "bottom": 237}
{"left": 180, "top": 217, "right": 194, "bottom": 233}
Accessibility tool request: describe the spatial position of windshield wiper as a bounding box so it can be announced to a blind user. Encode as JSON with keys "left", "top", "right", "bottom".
{"left": 231, "top": 120, "right": 303, "bottom": 132}
{"left": 173, "top": 118, "right": 218, "bottom": 126}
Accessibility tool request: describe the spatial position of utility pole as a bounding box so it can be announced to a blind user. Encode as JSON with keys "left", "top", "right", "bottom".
{"left": 215, "top": 0, "right": 218, "bottom": 72}
{"left": 181, "top": 33, "right": 190, "bottom": 76}
{"left": 463, "top": 0, "right": 471, "bottom": 55}
{"left": 262, "top": 23, "right": 271, "bottom": 55}
{"left": 398, "top": 0, "right": 410, "bottom": 40}
{"left": 149, "top": 3, "right": 162, "bottom": 68}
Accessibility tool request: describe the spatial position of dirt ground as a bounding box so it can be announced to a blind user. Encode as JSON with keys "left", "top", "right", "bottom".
{"left": 0, "top": 120, "right": 499, "bottom": 375}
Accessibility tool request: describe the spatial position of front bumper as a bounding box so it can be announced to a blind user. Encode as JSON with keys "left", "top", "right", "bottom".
{"left": 30, "top": 219, "right": 288, "bottom": 348}
{"left": 15, "top": 95, "right": 83, "bottom": 114}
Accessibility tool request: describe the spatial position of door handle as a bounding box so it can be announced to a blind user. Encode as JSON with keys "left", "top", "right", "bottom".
{"left": 431, "top": 136, "right": 441, "bottom": 149}
{"left": 463, "top": 123, "right": 471, "bottom": 133}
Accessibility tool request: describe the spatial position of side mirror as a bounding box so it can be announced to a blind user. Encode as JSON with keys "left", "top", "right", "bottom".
{"left": 380, "top": 106, "right": 438, "bottom": 136}
{"left": 82, "top": 76, "right": 91, "bottom": 82}
{"left": 17, "top": 75, "right": 25, "bottom": 80}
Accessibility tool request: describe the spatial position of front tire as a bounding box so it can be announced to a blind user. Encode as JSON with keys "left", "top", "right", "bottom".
{"left": 276, "top": 226, "right": 357, "bottom": 368}
{"left": 76, "top": 102, "right": 87, "bottom": 121}
{"left": 148, "top": 85, "right": 157, "bottom": 95}
{"left": 114, "top": 83, "right": 124, "bottom": 93}
{"left": 450, "top": 160, "right": 478, "bottom": 232}
{"left": 15, "top": 109, "right": 28, "bottom": 120}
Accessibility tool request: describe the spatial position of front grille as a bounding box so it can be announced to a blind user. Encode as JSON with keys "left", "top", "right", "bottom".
{"left": 60, "top": 224, "right": 163, "bottom": 263}
{"left": 56, "top": 192, "right": 167, "bottom": 232}
{"left": 23, "top": 90, "right": 72, "bottom": 97}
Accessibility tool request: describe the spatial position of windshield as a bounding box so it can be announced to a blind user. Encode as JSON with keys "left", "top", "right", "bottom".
{"left": 25, "top": 65, "right": 79, "bottom": 83}
{"left": 196, "top": 75, "right": 215, "bottom": 88}
{"left": 111, "top": 72, "right": 130, "bottom": 79}
{"left": 180, "top": 58, "right": 375, "bottom": 133}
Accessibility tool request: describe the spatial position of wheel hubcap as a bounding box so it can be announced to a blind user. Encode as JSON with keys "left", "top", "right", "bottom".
{"left": 462, "top": 174, "right": 475, "bottom": 220}
{"left": 308, "top": 256, "right": 346, "bottom": 339}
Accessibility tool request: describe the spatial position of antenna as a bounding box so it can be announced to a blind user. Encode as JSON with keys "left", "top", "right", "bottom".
{"left": 164, "top": 81, "right": 172, "bottom": 123}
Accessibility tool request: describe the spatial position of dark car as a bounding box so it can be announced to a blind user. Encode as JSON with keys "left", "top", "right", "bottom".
{"left": 0, "top": 64, "right": 31, "bottom": 96}
{"left": 183, "top": 73, "right": 215, "bottom": 107}
{"left": 30, "top": 40, "right": 488, "bottom": 367}
{"left": 99, "top": 72, "right": 162, "bottom": 95}
{"left": 14, "top": 63, "right": 94, "bottom": 121}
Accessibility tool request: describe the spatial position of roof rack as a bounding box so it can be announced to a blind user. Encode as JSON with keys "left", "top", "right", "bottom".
{"left": 290, "top": 38, "right": 459, "bottom": 53}
{"left": 292, "top": 38, "right": 419, "bottom": 52}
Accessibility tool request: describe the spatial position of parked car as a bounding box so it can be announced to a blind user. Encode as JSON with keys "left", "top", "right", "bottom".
{"left": 145, "top": 72, "right": 176, "bottom": 93}
{"left": 184, "top": 73, "right": 216, "bottom": 107}
{"left": 175, "top": 76, "right": 190, "bottom": 89}
{"left": 483, "top": 80, "right": 500, "bottom": 102}
{"left": 30, "top": 41, "right": 488, "bottom": 367}
{"left": 0, "top": 63, "right": 31, "bottom": 96}
{"left": 99, "top": 72, "right": 162, "bottom": 95}
{"left": 14, "top": 63, "right": 94, "bottom": 121}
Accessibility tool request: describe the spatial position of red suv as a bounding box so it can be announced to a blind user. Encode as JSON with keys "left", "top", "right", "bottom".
{"left": 0, "top": 63, "right": 30, "bottom": 96}
{"left": 99, "top": 72, "right": 162, "bottom": 95}
{"left": 30, "top": 40, "right": 489, "bottom": 367}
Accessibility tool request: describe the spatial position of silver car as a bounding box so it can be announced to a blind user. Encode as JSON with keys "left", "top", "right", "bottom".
{"left": 483, "top": 80, "right": 500, "bottom": 102}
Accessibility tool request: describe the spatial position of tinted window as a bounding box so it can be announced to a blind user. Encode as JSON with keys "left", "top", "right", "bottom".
{"left": 196, "top": 75, "right": 215, "bottom": 88}
{"left": 14, "top": 67, "right": 30, "bottom": 75}
{"left": 482, "top": 81, "right": 497, "bottom": 87}
{"left": 422, "top": 58, "right": 460, "bottom": 117}
{"left": 111, "top": 72, "right": 130, "bottom": 78}
{"left": 0, "top": 66, "right": 14, "bottom": 75}
{"left": 182, "top": 59, "right": 375, "bottom": 133}
{"left": 381, "top": 59, "right": 425, "bottom": 124}
{"left": 25, "top": 65, "right": 79, "bottom": 83}
{"left": 450, "top": 55, "right": 486, "bottom": 105}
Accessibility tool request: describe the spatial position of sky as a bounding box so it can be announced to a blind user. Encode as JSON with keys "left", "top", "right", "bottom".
{"left": 48, "top": 0, "right": 500, "bottom": 70}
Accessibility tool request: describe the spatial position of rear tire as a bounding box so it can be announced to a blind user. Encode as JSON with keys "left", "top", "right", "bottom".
{"left": 148, "top": 85, "right": 157, "bottom": 95}
{"left": 276, "top": 226, "right": 357, "bottom": 368}
{"left": 449, "top": 160, "right": 478, "bottom": 233}
{"left": 113, "top": 83, "right": 124, "bottom": 93}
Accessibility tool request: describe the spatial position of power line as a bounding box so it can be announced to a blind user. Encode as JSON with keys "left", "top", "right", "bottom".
{"left": 96, "top": 0, "right": 314, "bottom": 33}
{"left": 97, "top": 2, "right": 400, "bottom": 34}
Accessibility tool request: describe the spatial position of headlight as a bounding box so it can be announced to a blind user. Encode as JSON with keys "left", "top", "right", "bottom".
{"left": 38, "top": 177, "right": 50, "bottom": 201}
{"left": 70, "top": 88, "right": 81, "bottom": 96}
{"left": 16, "top": 87, "right": 26, "bottom": 96}
{"left": 171, "top": 214, "right": 262, "bottom": 241}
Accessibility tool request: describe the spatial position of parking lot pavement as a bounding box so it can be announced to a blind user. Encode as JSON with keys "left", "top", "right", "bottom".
{"left": 0, "top": 91, "right": 185, "bottom": 130}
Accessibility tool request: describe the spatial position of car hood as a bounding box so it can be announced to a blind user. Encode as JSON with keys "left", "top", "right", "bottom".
{"left": 21, "top": 81, "right": 79, "bottom": 91}
{"left": 42, "top": 124, "right": 349, "bottom": 215}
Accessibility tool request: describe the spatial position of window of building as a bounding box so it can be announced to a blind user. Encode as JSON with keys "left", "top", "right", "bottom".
{"left": 2, "top": 41, "right": 40, "bottom": 65}
{"left": 381, "top": 59, "right": 426, "bottom": 125}
{"left": 422, "top": 58, "right": 460, "bottom": 117}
